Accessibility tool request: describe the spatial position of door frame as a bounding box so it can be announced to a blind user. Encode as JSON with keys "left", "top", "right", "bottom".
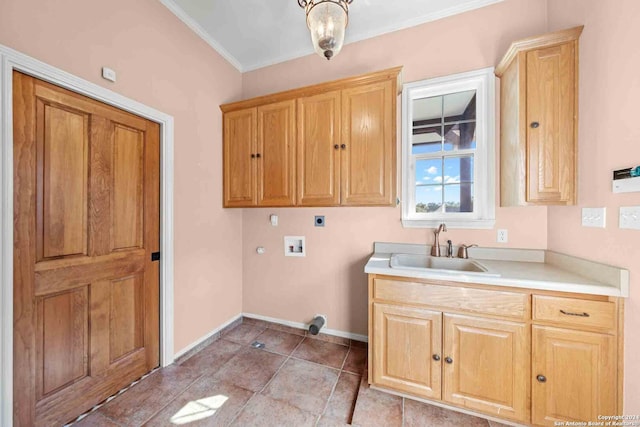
{"left": 0, "top": 43, "right": 175, "bottom": 426}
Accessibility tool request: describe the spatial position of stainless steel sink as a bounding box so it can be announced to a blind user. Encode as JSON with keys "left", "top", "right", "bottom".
{"left": 389, "top": 253, "right": 500, "bottom": 276}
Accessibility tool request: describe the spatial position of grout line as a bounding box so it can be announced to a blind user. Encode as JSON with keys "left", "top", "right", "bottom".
{"left": 227, "top": 335, "right": 308, "bottom": 426}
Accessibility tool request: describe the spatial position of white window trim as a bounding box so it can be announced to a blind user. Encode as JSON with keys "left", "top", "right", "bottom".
{"left": 401, "top": 67, "right": 496, "bottom": 229}
{"left": 0, "top": 43, "right": 175, "bottom": 426}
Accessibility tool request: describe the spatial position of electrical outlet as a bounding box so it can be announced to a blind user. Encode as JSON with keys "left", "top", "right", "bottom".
{"left": 582, "top": 207, "right": 606, "bottom": 228}
{"left": 497, "top": 229, "right": 508, "bottom": 243}
{"left": 619, "top": 206, "right": 640, "bottom": 230}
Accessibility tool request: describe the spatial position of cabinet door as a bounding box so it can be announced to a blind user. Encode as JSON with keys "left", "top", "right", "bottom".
{"left": 443, "top": 314, "right": 529, "bottom": 422}
{"left": 257, "top": 100, "right": 296, "bottom": 206}
{"left": 223, "top": 108, "right": 257, "bottom": 207}
{"left": 297, "top": 91, "right": 341, "bottom": 206}
{"left": 532, "top": 326, "right": 616, "bottom": 426}
{"left": 372, "top": 303, "right": 442, "bottom": 399}
{"left": 526, "top": 42, "right": 576, "bottom": 204}
{"left": 341, "top": 80, "right": 395, "bottom": 206}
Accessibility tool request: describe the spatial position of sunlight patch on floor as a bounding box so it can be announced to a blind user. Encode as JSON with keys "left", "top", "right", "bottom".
{"left": 170, "top": 395, "right": 229, "bottom": 425}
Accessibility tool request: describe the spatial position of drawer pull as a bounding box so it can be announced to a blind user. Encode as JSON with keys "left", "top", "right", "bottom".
{"left": 432, "top": 354, "right": 440, "bottom": 361}
{"left": 560, "top": 309, "right": 590, "bottom": 317}
{"left": 445, "top": 357, "right": 453, "bottom": 364}
{"left": 536, "top": 374, "right": 547, "bottom": 383}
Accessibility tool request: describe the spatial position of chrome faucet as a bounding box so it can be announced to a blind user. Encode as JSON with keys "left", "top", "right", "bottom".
{"left": 446, "top": 240, "right": 453, "bottom": 258}
{"left": 430, "top": 223, "right": 447, "bottom": 257}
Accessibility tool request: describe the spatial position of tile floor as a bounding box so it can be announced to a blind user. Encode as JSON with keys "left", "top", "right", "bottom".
{"left": 73, "top": 319, "right": 515, "bottom": 426}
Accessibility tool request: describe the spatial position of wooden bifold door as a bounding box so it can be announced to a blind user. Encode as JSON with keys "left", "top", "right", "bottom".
{"left": 13, "top": 71, "right": 160, "bottom": 426}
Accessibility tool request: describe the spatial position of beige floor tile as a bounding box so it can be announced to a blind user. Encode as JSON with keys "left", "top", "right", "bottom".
{"left": 343, "top": 347, "right": 367, "bottom": 374}
{"left": 323, "top": 372, "right": 360, "bottom": 422}
{"left": 230, "top": 394, "right": 317, "bottom": 427}
{"left": 212, "top": 347, "right": 286, "bottom": 392}
{"left": 145, "top": 375, "right": 253, "bottom": 426}
{"left": 292, "top": 338, "right": 349, "bottom": 369}
{"left": 255, "top": 328, "right": 304, "bottom": 355}
{"left": 179, "top": 339, "right": 242, "bottom": 374}
{"left": 403, "top": 398, "right": 490, "bottom": 427}
{"left": 98, "top": 365, "right": 201, "bottom": 425}
{"left": 316, "top": 415, "right": 351, "bottom": 426}
{"left": 222, "top": 323, "right": 267, "bottom": 345}
{"left": 350, "top": 383, "right": 402, "bottom": 427}
{"left": 262, "top": 358, "right": 339, "bottom": 415}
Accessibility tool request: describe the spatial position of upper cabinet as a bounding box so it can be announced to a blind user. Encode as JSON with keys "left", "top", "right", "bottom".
{"left": 221, "top": 67, "right": 401, "bottom": 208}
{"left": 496, "top": 26, "right": 583, "bottom": 206}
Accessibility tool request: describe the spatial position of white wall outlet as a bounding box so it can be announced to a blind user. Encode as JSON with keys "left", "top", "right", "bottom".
{"left": 619, "top": 206, "right": 640, "bottom": 230}
{"left": 101, "top": 67, "right": 116, "bottom": 82}
{"left": 497, "top": 229, "right": 508, "bottom": 243}
{"left": 582, "top": 207, "right": 606, "bottom": 228}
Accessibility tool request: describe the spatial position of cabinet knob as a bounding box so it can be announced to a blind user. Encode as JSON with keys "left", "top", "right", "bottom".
{"left": 536, "top": 374, "right": 547, "bottom": 383}
{"left": 445, "top": 357, "right": 453, "bottom": 364}
{"left": 334, "top": 144, "right": 340, "bottom": 150}
{"left": 256, "top": 153, "right": 261, "bottom": 158}
{"left": 340, "top": 144, "right": 346, "bottom": 149}
{"left": 250, "top": 154, "right": 256, "bottom": 158}
{"left": 432, "top": 354, "right": 440, "bottom": 361}
{"left": 530, "top": 121, "right": 540, "bottom": 128}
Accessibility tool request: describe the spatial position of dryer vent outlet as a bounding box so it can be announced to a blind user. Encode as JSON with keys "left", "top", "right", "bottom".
{"left": 308, "top": 315, "right": 327, "bottom": 335}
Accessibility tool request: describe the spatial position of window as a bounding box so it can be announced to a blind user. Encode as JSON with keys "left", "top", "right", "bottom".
{"left": 401, "top": 68, "right": 495, "bottom": 228}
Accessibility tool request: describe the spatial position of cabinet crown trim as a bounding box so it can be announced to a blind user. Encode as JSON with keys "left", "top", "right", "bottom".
{"left": 495, "top": 26, "right": 584, "bottom": 76}
{"left": 220, "top": 66, "right": 403, "bottom": 113}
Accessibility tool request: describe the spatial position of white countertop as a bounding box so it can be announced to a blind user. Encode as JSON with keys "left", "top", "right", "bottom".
{"left": 364, "top": 243, "right": 629, "bottom": 297}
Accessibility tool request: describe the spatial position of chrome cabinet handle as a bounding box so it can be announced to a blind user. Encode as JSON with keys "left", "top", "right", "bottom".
{"left": 530, "top": 121, "right": 540, "bottom": 128}
{"left": 537, "top": 374, "right": 547, "bottom": 383}
{"left": 445, "top": 357, "right": 453, "bottom": 364}
{"left": 560, "top": 309, "right": 590, "bottom": 317}
{"left": 432, "top": 354, "right": 440, "bottom": 361}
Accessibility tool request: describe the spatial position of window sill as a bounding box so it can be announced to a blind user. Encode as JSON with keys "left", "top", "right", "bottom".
{"left": 401, "top": 218, "right": 496, "bottom": 229}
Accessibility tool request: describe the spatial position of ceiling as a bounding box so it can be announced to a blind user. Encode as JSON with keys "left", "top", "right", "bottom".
{"left": 160, "top": 0, "right": 504, "bottom": 72}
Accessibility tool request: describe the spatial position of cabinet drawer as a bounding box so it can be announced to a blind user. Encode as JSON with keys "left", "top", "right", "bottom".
{"left": 373, "top": 279, "right": 528, "bottom": 319}
{"left": 533, "top": 295, "right": 616, "bottom": 331}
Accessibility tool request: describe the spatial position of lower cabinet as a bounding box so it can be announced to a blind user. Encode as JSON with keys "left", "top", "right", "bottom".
{"left": 532, "top": 326, "right": 616, "bottom": 426}
{"left": 443, "top": 314, "right": 529, "bottom": 421}
{"left": 368, "top": 276, "right": 622, "bottom": 427}
{"left": 372, "top": 302, "right": 529, "bottom": 422}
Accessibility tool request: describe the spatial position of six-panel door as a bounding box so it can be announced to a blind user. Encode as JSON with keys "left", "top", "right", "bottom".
{"left": 442, "top": 314, "right": 530, "bottom": 422}
{"left": 13, "top": 72, "right": 160, "bottom": 426}
{"left": 372, "top": 303, "right": 442, "bottom": 399}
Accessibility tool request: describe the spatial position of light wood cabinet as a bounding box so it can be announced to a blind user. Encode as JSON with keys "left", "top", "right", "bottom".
{"left": 297, "top": 91, "right": 341, "bottom": 206}
{"left": 221, "top": 67, "right": 401, "bottom": 207}
{"left": 368, "top": 274, "right": 623, "bottom": 426}
{"left": 223, "top": 100, "right": 295, "bottom": 207}
{"left": 223, "top": 108, "right": 256, "bottom": 207}
{"left": 372, "top": 303, "right": 441, "bottom": 399}
{"left": 443, "top": 314, "right": 529, "bottom": 421}
{"left": 496, "top": 26, "right": 583, "bottom": 206}
{"left": 340, "top": 80, "right": 395, "bottom": 206}
{"left": 532, "top": 326, "right": 616, "bottom": 426}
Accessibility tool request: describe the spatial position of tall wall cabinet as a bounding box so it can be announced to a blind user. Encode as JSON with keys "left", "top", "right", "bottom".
{"left": 221, "top": 67, "right": 400, "bottom": 208}
{"left": 496, "top": 26, "right": 583, "bottom": 206}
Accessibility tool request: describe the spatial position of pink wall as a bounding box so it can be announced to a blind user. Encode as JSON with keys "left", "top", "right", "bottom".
{"left": 241, "top": 0, "right": 549, "bottom": 336}
{"left": 0, "top": 0, "right": 244, "bottom": 353}
{"left": 545, "top": 0, "right": 640, "bottom": 413}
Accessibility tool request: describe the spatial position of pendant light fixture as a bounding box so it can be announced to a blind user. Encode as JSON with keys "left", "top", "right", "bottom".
{"left": 298, "top": 0, "right": 353, "bottom": 60}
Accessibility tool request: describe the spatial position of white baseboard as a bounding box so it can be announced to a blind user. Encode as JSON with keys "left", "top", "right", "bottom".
{"left": 173, "top": 313, "right": 242, "bottom": 360}
{"left": 243, "top": 312, "right": 368, "bottom": 343}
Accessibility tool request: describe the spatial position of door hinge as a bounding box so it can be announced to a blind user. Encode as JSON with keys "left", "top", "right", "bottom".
{"left": 151, "top": 252, "right": 160, "bottom": 262}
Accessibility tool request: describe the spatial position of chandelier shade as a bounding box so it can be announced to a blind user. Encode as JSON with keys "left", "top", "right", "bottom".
{"left": 298, "top": 0, "right": 353, "bottom": 60}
